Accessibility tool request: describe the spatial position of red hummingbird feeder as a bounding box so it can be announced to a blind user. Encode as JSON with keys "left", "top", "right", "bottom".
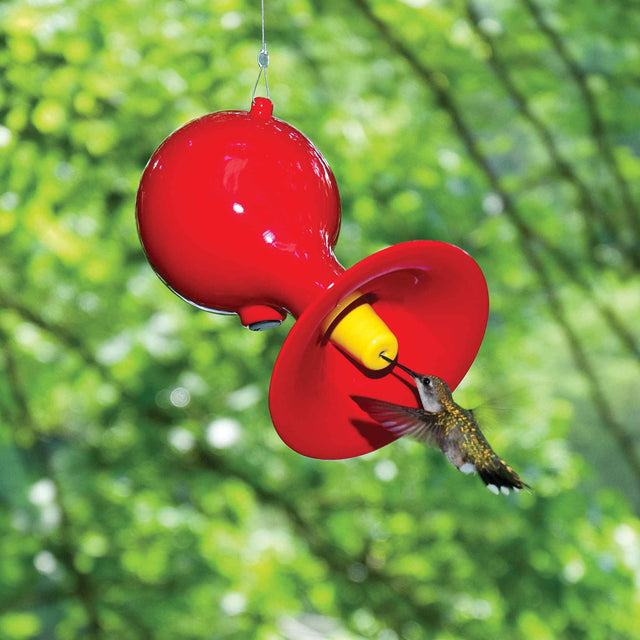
{"left": 136, "top": 98, "right": 489, "bottom": 459}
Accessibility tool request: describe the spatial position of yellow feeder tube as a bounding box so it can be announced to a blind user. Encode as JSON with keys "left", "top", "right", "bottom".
{"left": 322, "top": 292, "right": 398, "bottom": 370}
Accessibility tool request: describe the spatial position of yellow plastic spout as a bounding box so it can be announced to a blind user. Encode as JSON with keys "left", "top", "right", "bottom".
{"left": 323, "top": 293, "right": 398, "bottom": 370}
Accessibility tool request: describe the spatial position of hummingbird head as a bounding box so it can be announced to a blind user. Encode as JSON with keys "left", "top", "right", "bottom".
{"left": 379, "top": 353, "right": 451, "bottom": 412}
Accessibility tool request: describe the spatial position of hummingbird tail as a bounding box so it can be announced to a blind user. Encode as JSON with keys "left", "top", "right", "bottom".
{"left": 476, "top": 455, "right": 530, "bottom": 495}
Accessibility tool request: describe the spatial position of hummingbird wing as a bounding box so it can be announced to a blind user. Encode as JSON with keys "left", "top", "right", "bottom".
{"left": 351, "top": 396, "right": 443, "bottom": 445}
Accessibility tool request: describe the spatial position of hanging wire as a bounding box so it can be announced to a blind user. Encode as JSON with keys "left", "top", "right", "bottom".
{"left": 251, "top": 0, "right": 270, "bottom": 102}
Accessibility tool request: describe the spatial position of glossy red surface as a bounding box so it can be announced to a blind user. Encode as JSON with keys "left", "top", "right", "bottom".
{"left": 136, "top": 99, "right": 489, "bottom": 459}
{"left": 136, "top": 98, "right": 343, "bottom": 325}
{"left": 270, "top": 240, "right": 489, "bottom": 459}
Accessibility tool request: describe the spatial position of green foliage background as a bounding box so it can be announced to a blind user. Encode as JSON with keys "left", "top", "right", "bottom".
{"left": 1, "top": 0, "right": 640, "bottom": 638}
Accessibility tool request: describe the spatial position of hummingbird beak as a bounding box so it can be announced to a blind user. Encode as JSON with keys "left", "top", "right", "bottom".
{"left": 379, "top": 353, "right": 421, "bottom": 379}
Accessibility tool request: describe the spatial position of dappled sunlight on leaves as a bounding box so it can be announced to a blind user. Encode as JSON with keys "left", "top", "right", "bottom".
{"left": 1, "top": 0, "right": 640, "bottom": 638}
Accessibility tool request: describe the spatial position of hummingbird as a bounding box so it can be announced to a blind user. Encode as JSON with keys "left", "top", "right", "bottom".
{"left": 352, "top": 355, "right": 529, "bottom": 494}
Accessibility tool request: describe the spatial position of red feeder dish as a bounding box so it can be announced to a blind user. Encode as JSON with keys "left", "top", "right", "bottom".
{"left": 136, "top": 98, "right": 489, "bottom": 459}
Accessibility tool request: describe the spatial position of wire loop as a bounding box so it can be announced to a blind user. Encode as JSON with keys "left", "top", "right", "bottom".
{"left": 251, "top": 1, "right": 270, "bottom": 103}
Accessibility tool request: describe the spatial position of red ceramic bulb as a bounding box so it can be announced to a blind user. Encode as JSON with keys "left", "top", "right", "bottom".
{"left": 137, "top": 99, "right": 490, "bottom": 459}
{"left": 137, "top": 98, "right": 343, "bottom": 329}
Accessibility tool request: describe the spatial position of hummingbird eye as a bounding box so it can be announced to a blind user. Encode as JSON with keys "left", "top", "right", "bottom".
{"left": 423, "top": 377, "right": 431, "bottom": 386}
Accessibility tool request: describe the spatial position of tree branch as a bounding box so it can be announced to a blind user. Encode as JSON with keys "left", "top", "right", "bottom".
{"left": 512, "top": 239, "right": 640, "bottom": 482}
{"left": 0, "top": 291, "right": 175, "bottom": 425}
{"left": 101, "top": 602, "right": 154, "bottom": 640}
{"left": 191, "top": 445, "right": 444, "bottom": 631}
{"left": 350, "top": 0, "right": 640, "bottom": 363}
{"left": 0, "top": 291, "right": 118, "bottom": 388}
{"left": 350, "top": 0, "right": 640, "bottom": 483}
{"left": 521, "top": 0, "right": 640, "bottom": 237}
{"left": 464, "top": 1, "right": 637, "bottom": 265}
{"left": 2, "top": 332, "right": 105, "bottom": 640}
{"left": 3, "top": 320, "right": 442, "bottom": 631}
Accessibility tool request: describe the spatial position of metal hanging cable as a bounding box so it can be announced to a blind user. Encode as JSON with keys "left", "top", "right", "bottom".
{"left": 251, "top": 0, "right": 270, "bottom": 102}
